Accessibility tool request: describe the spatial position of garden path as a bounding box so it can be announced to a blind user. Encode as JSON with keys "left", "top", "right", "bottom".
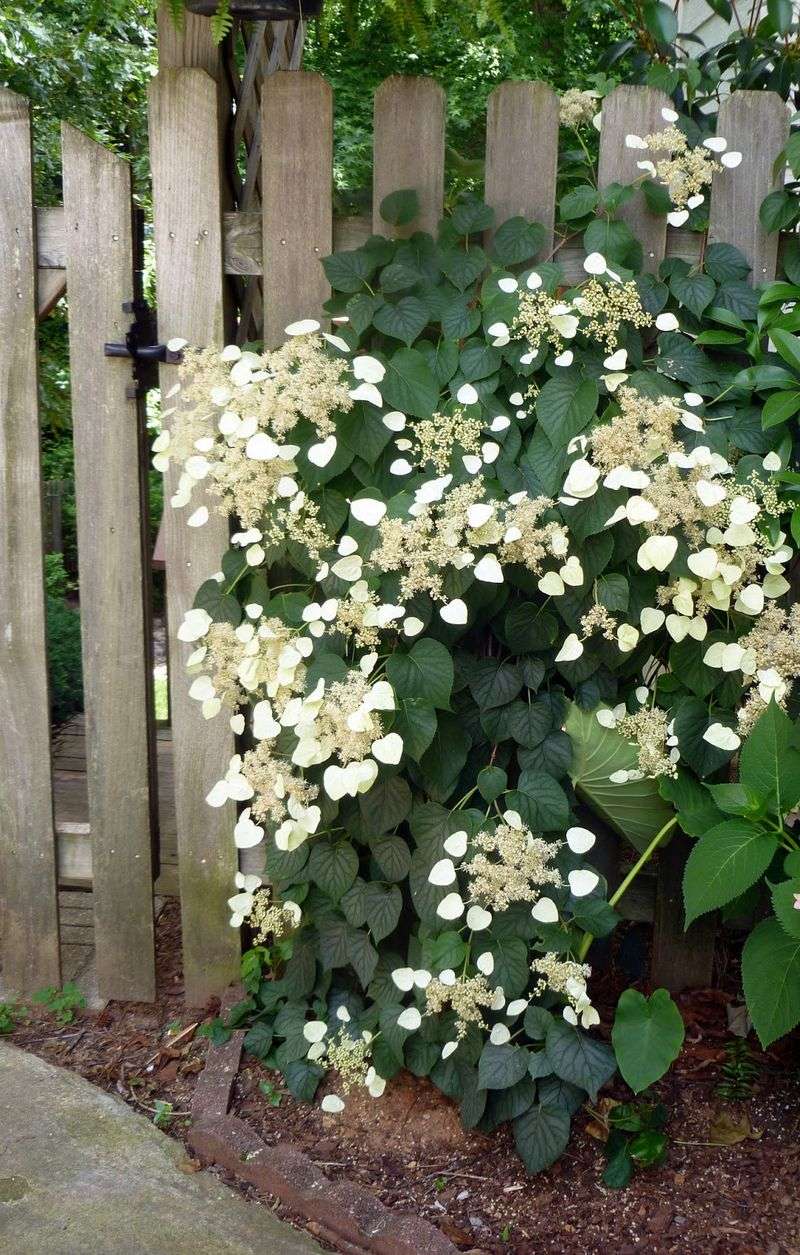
{"left": 0, "top": 1043, "right": 321, "bottom": 1254}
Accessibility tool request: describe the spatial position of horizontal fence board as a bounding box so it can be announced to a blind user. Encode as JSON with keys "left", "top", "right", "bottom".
{"left": 62, "top": 124, "right": 157, "bottom": 1003}
{"left": 36, "top": 208, "right": 797, "bottom": 286}
{"left": 0, "top": 88, "right": 61, "bottom": 993}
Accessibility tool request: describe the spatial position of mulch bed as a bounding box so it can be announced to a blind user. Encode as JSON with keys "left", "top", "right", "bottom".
{"left": 6, "top": 898, "right": 800, "bottom": 1254}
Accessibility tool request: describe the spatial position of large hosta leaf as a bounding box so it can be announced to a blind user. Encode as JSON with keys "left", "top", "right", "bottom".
{"left": 565, "top": 703, "right": 674, "bottom": 852}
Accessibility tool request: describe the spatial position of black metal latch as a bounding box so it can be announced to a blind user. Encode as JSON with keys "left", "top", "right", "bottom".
{"left": 104, "top": 300, "right": 184, "bottom": 399}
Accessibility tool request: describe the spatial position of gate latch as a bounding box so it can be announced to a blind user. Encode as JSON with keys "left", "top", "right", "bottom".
{"left": 104, "top": 300, "right": 184, "bottom": 398}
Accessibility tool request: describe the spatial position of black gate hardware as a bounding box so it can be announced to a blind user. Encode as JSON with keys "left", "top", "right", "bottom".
{"left": 104, "top": 300, "right": 184, "bottom": 399}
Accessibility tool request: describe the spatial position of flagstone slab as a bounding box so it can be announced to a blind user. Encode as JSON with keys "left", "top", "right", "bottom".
{"left": 0, "top": 1043, "right": 320, "bottom": 1255}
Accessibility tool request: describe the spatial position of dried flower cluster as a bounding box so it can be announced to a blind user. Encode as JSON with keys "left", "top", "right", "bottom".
{"left": 559, "top": 87, "right": 599, "bottom": 130}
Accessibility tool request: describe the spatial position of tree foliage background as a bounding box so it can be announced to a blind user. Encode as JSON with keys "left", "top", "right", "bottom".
{"left": 0, "top": 0, "right": 660, "bottom": 720}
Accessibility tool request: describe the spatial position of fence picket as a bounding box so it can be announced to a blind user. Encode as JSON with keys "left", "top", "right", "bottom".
{"left": 61, "top": 126, "right": 157, "bottom": 1003}
{"left": 372, "top": 77, "right": 445, "bottom": 237}
{"left": 597, "top": 83, "right": 719, "bottom": 991}
{"left": 485, "top": 81, "right": 559, "bottom": 254}
{"left": 0, "top": 88, "right": 60, "bottom": 992}
{"left": 261, "top": 71, "right": 332, "bottom": 347}
{"left": 598, "top": 84, "right": 671, "bottom": 272}
{"left": 149, "top": 68, "right": 241, "bottom": 1004}
{"left": 708, "top": 90, "right": 789, "bottom": 282}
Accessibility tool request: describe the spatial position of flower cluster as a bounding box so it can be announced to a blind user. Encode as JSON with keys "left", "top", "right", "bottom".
{"left": 513, "top": 268, "right": 652, "bottom": 356}
{"left": 301, "top": 1015, "right": 386, "bottom": 1113}
{"left": 153, "top": 332, "right": 352, "bottom": 541}
{"left": 559, "top": 87, "right": 599, "bottom": 130}
{"left": 530, "top": 954, "right": 598, "bottom": 1028}
{"left": 179, "top": 598, "right": 402, "bottom": 852}
{"left": 464, "top": 820, "right": 563, "bottom": 912}
{"left": 625, "top": 110, "right": 741, "bottom": 224}
{"left": 408, "top": 407, "right": 483, "bottom": 473}
{"left": 372, "top": 479, "right": 573, "bottom": 606}
{"left": 427, "top": 811, "right": 600, "bottom": 928}
{"left": 556, "top": 385, "right": 792, "bottom": 677}
{"left": 720, "top": 604, "right": 800, "bottom": 736}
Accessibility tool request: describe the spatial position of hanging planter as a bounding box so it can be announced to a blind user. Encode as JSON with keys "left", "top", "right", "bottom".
{"left": 185, "top": 0, "right": 323, "bottom": 17}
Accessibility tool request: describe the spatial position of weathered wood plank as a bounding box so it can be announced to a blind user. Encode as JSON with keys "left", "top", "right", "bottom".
{"left": 485, "top": 81, "right": 559, "bottom": 255}
{"left": 35, "top": 206, "right": 65, "bottom": 267}
{"left": 61, "top": 125, "right": 157, "bottom": 1003}
{"left": 651, "top": 836, "right": 717, "bottom": 991}
{"left": 372, "top": 76, "right": 445, "bottom": 238}
{"left": 598, "top": 84, "right": 672, "bottom": 273}
{"left": 157, "top": 2, "right": 222, "bottom": 75}
{"left": 708, "top": 90, "right": 789, "bottom": 283}
{"left": 0, "top": 88, "right": 61, "bottom": 991}
{"left": 37, "top": 269, "right": 65, "bottom": 320}
{"left": 261, "top": 71, "right": 332, "bottom": 347}
{"left": 597, "top": 84, "right": 716, "bottom": 991}
{"left": 149, "top": 68, "right": 240, "bottom": 1004}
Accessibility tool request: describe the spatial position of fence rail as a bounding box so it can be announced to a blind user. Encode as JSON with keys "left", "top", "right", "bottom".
{"left": 0, "top": 72, "right": 790, "bottom": 1004}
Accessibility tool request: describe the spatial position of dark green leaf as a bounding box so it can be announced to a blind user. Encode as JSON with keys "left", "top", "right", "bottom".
{"left": 611, "top": 988, "right": 685, "bottom": 1093}
{"left": 545, "top": 1019, "right": 616, "bottom": 1101}
{"left": 671, "top": 272, "right": 716, "bottom": 318}
{"left": 393, "top": 699, "right": 438, "bottom": 763}
{"left": 379, "top": 188, "right": 420, "bottom": 226}
{"left": 283, "top": 1059, "right": 324, "bottom": 1102}
{"left": 382, "top": 347, "right": 440, "bottom": 417}
{"left": 742, "top": 917, "right": 800, "bottom": 1047}
{"left": 491, "top": 216, "right": 546, "bottom": 264}
{"left": 194, "top": 579, "right": 241, "bottom": 626}
{"left": 536, "top": 372, "right": 599, "bottom": 446}
{"left": 386, "top": 638, "right": 454, "bottom": 710}
{"left": 370, "top": 834, "right": 411, "bottom": 883}
{"left": 513, "top": 1102, "right": 571, "bottom": 1173}
{"left": 373, "top": 295, "right": 429, "bottom": 345}
{"left": 348, "top": 928, "right": 379, "bottom": 986}
{"left": 359, "top": 774, "right": 412, "bottom": 834}
{"left": 363, "top": 882, "right": 403, "bottom": 942}
{"left": 478, "top": 1042, "right": 530, "bottom": 1090}
{"left": 468, "top": 658, "right": 523, "bottom": 710}
{"left": 740, "top": 699, "right": 800, "bottom": 814}
{"left": 308, "top": 840, "right": 359, "bottom": 903}
{"left": 683, "top": 820, "right": 778, "bottom": 925}
{"left": 560, "top": 186, "right": 599, "bottom": 221}
{"left": 322, "top": 249, "right": 375, "bottom": 293}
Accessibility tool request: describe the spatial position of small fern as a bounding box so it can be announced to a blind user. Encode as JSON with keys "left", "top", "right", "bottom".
{"left": 211, "top": 0, "right": 234, "bottom": 43}
{"left": 715, "top": 1038, "right": 760, "bottom": 1102}
{"left": 167, "top": 0, "right": 186, "bottom": 31}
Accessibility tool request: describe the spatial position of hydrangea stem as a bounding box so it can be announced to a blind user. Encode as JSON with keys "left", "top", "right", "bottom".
{"left": 576, "top": 814, "right": 678, "bottom": 962}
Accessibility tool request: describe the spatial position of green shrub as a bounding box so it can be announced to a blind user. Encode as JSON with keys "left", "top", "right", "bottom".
{"left": 46, "top": 584, "right": 83, "bottom": 727}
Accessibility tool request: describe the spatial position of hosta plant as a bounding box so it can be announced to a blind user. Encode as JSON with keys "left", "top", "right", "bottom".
{"left": 156, "top": 130, "right": 797, "bottom": 1169}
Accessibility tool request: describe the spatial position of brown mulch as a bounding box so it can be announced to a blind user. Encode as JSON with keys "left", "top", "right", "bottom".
{"left": 6, "top": 898, "right": 800, "bottom": 1255}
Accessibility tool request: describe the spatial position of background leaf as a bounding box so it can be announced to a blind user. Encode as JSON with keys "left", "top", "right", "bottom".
{"left": 566, "top": 703, "right": 675, "bottom": 852}
{"left": 612, "top": 988, "right": 685, "bottom": 1093}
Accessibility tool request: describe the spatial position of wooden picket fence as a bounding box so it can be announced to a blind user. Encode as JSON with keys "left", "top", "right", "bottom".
{"left": 0, "top": 70, "right": 790, "bottom": 1007}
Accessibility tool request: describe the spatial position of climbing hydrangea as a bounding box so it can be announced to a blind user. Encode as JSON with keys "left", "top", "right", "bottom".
{"left": 157, "top": 120, "right": 799, "bottom": 1171}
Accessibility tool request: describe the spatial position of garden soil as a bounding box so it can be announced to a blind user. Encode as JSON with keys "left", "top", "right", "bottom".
{"left": 7, "top": 899, "right": 799, "bottom": 1255}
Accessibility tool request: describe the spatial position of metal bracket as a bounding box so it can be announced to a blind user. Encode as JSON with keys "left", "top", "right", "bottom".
{"left": 104, "top": 300, "right": 183, "bottom": 399}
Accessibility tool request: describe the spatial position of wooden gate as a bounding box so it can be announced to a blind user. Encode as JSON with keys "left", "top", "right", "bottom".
{"left": 0, "top": 45, "right": 790, "bottom": 1004}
